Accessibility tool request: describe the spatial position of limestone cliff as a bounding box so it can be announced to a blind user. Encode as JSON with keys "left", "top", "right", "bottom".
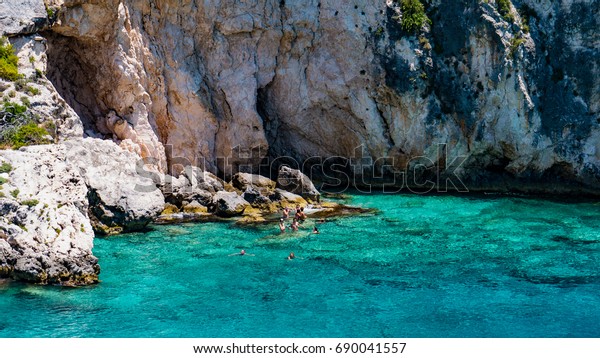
{"left": 2, "top": 0, "right": 599, "bottom": 195}
{"left": 0, "top": 138, "right": 164, "bottom": 284}
{"left": 1, "top": 0, "right": 598, "bottom": 285}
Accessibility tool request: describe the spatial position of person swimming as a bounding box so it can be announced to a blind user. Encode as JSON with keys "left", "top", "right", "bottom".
{"left": 287, "top": 252, "right": 295, "bottom": 260}
{"left": 298, "top": 207, "right": 307, "bottom": 221}
{"left": 282, "top": 207, "right": 290, "bottom": 219}
{"left": 291, "top": 218, "right": 299, "bottom": 231}
{"left": 279, "top": 218, "right": 286, "bottom": 233}
{"left": 229, "top": 249, "right": 254, "bottom": 256}
{"left": 312, "top": 226, "right": 320, "bottom": 234}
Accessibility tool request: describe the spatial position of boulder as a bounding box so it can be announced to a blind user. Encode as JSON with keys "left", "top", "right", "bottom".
{"left": 182, "top": 200, "right": 208, "bottom": 214}
{"left": 212, "top": 191, "right": 249, "bottom": 217}
{"left": 0, "top": 146, "right": 99, "bottom": 285}
{"left": 182, "top": 166, "right": 224, "bottom": 193}
{"left": 232, "top": 172, "right": 276, "bottom": 195}
{"left": 64, "top": 138, "right": 165, "bottom": 235}
{"left": 271, "top": 188, "right": 308, "bottom": 207}
{"left": 0, "top": 0, "right": 47, "bottom": 36}
{"left": 159, "top": 166, "right": 222, "bottom": 208}
{"left": 161, "top": 203, "right": 180, "bottom": 215}
{"left": 276, "top": 166, "right": 320, "bottom": 202}
{"left": 242, "top": 186, "right": 272, "bottom": 205}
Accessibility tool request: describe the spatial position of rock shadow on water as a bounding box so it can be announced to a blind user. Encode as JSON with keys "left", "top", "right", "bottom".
{"left": 364, "top": 278, "right": 419, "bottom": 290}
{"left": 550, "top": 235, "right": 600, "bottom": 247}
{"left": 509, "top": 269, "right": 600, "bottom": 288}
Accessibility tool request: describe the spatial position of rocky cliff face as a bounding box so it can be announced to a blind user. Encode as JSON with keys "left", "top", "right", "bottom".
{"left": 0, "top": 138, "right": 165, "bottom": 284}
{"left": 0, "top": 144, "right": 98, "bottom": 285}
{"left": 0, "top": 0, "right": 597, "bottom": 284}
{"left": 2, "top": 0, "right": 599, "bottom": 195}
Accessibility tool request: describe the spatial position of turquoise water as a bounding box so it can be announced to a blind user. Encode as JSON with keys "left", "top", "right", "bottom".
{"left": 1, "top": 193, "right": 600, "bottom": 337}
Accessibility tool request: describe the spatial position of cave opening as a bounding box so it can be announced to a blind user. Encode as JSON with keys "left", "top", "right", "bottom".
{"left": 43, "top": 31, "right": 105, "bottom": 138}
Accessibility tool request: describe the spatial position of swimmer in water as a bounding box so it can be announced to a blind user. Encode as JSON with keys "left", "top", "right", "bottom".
{"left": 279, "top": 218, "right": 286, "bottom": 233}
{"left": 298, "top": 207, "right": 307, "bottom": 221}
{"left": 312, "top": 226, "right": 320, "bottom": 234}
{"left": 287, "top": 252, "right": 295, "bottom": 260}
{"left": 282, "top": 207, "right": 290, "bottom": 219}
{"left": 291, "top": 218, "right": 299, "bottom": 231}
{"left": 229, "top": 249, "right": 254, "bottom": 256}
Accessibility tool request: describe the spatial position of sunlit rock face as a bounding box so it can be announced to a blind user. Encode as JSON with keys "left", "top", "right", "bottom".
{"left": 4, "top": 0, "right": 598, "bottom": 194}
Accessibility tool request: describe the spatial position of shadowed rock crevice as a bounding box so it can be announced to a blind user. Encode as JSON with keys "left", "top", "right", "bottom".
{"left": 44, "top": 32, "right": 103, "bottom": 137}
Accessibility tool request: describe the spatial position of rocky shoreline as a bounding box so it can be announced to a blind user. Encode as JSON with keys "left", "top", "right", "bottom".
{"left": 0, "top": 141, "right": 345, "bottom": 285}
{"left": 1, "top": 0, "right": 599, "bottom": 285}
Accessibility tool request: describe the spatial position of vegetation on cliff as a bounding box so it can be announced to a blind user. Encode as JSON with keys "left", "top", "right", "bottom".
{"left": 0, "top": 36, "right": 19, "bottom": 81}
{"left": 0, "top": 101, "right": 51, "bottom": 149}
{"left": 398, "top": 0, "right": 430, "bottom": 32}
{"left": 496, "top": 0, "right": 515, "bottom": 23}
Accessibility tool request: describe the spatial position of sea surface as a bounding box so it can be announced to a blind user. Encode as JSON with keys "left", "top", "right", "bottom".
{"left": 1, "top": 193, "right": 600, "bottom": 337}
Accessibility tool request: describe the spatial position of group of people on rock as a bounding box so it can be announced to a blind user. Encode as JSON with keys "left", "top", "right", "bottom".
{"left": 279, "top": 204, "right": 319, "bottom": 234}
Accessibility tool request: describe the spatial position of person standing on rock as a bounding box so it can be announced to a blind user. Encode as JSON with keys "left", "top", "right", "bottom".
{"left": 282, "top": 207, "right": 290, "bottom": 219}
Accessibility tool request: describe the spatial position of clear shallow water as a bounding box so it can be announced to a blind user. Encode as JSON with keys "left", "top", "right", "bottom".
{"left": 1, "top": 193, "right": 600, "bottom": 337}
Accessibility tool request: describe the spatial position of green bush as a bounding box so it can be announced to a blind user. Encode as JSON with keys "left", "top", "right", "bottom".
{"left": 0, "top": 177, "right": 6, "bottom": 185}
{"left": 6, "top": 122, "right": 50, "bottom": 149}
{"left": 21, "top": 199, "right": 39, "bottom": 207}
{"left": 0, "top": 162, "right": 12, "bottom": 173}
{"left": 10, "top": 189, "right": 19, "bottom": 198}
{"left": 2, "top": 101, "right": 27, "bottom": 115}
{"left": 497, "top": 0, "right": 515, "bottom": 23}
{"left": 518, "top": 4, "right": 537, "bottom": 33}
{"left": 509, "top": 36, "right": 525, "bottom": 57}
{"left": 26, "top": 86, "right": 40, "bottom": 96}
{"left": 20, "top": 96, "right": 30, "bottom": 107}
{"left": 399, "top": 0, "right": 430, "bottom": 33}
{"left": 34, "top": 68, "right": 44, "bottom": 80}
{"left": 14, "top": 78, "right": 28, "bottom": 91}
{"left": 0, "top": 37, "right": 20, "bottom": 81}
